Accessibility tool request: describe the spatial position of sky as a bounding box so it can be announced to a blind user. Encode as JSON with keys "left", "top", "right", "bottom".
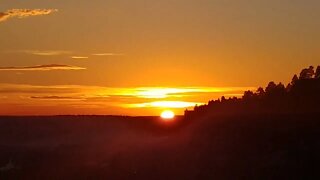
{"left": 0, "top": 0, "right": 319, "bottom": 115}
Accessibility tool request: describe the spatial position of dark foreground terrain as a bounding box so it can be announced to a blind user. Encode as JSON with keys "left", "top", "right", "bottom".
{"left": 0, "top": 113, "right": 319, "bottom": 179}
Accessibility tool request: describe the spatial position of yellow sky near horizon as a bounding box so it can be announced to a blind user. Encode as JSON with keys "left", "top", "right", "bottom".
{"left": 0, "top": 84, "right": 254, "bottom": 115}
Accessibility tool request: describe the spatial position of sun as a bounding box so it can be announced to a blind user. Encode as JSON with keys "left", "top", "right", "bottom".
{"left": 160, "top": 110, "right": 175, "bottom": 119}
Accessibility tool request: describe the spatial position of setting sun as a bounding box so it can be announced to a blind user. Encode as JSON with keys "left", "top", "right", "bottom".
{"left": 160, "top": 110, "right": 175, "bottom": 119}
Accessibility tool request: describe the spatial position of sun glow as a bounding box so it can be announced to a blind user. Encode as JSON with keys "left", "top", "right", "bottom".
{"left": 160, "top": 110, "right": 175, "bottom": 119}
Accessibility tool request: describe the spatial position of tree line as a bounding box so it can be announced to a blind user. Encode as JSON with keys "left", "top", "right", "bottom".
{"left": 185, "top": 65, "right": 320, "bottom": 118}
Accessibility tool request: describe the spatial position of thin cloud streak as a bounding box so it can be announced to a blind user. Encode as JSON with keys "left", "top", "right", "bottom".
{"left": 0, "top": 64, "right": 86, "bottom": 71}
{"left": 4, "top": 50, "right": 123, "bottom": 58}
{"left": 0, "top": 84, "right": 254, "bottom": 103}
{"left": 0, "top": 9, "right": 58, "bottom": 22}
{"left": 23, "top": 50, "right": 71, "bottom": 56}
{"left": 30, "top": 96, "right": 84, "bottom": 100}
{"left": 0, "top": 84, "right": 254, "bottom": 98}
{"left": 125, "top": 101, "right": 204, "bottom": 108}
{"left": 92, "top": 53, "right": 124, "bottom": 56}
{"left": 71, "top": 56, "right": 89, "bottom": 59}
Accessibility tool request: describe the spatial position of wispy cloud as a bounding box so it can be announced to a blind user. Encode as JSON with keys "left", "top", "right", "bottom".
{"left": 3, "top": 50, "right": 123, "bottom": 59}
{"left": 71, "top": 56, "right": 89, "bottom": 59}
{"left": 125, "top": 101, "right": 204, "bottom": 108}
{"left": 120, "top": 87, "right": 254, "bottom": 99}
{"left": 0, "top": 85, "right": 254, "bottom": 99}
{"left": 30, "top": 96, "right": 84, "bottom": 100}
{"left": 0, "top": 84, "right": 82, "bottom": 94}
{"left": 0, "top": 64, "right": 86, "bottom": 71}
{"left": 92, "top": 53, "right": 124, "bottom": 56}
{"left": 71, "top": 53, "right": 124, "bottom": 59}
{"left": 0, "top": 84, "right": 254, "bottom": 108}
{"left": 22, "top": 50, "right": 71, "bottom": 56}
{"left": 0, "top": 9, "right": 58, "bottom": 22}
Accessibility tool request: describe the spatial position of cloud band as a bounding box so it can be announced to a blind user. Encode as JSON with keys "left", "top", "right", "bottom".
{"left": 0, "top": 64, "right": 86, "bottom": 71}
{"left": 0, "top": 9, "right": 58, "bottom": 22}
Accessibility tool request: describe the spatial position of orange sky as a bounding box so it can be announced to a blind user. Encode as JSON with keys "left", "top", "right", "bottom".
{"left": 0, "top": 0, "right": 319, "bottom": 115}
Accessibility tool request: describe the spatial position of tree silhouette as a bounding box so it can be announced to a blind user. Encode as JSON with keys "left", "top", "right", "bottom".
{"left": 291, "top": 74, "right": 299, "bottom": 85}
{"left": 256, "top": 87, "right": 265, "bottom": 96}
{"left": 316, "top": 66, "right": 320, "bottom": 79}
{"left": 299, "top": 66, "right": 315, "bottom": 79}
{"left": 243, "top": 90, "right": 255, "bottom": 100}
{"left": 265, "top": 82, "right": 277, "bottom": 95}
